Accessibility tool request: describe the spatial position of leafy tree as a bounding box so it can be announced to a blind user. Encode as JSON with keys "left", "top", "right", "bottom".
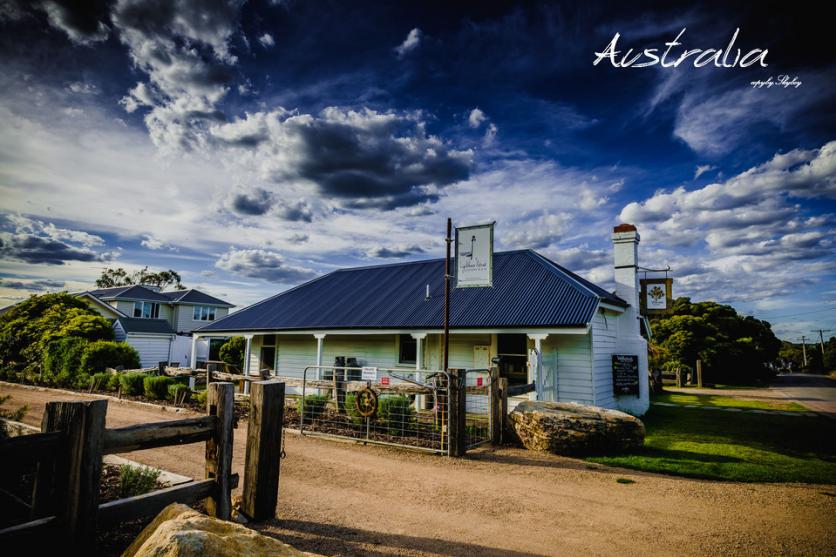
{"left": 80, "top": 341, "right": 141, "bottom": 375}
{"left": 0, "top": 293, "right": 113, "bottom": 371}
{"left": 96, "top": 266, "right": 186, "bottom": 290}
{"left": 650, "top": 297, "right": 781, "bottom": 385}
{"left": 219, "top": 336, "right": 245, "bottom": 369}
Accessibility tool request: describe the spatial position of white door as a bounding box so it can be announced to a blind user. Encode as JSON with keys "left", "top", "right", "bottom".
{"left": 473, "top": 345, "right": 490, "bottom": 369}
{"left": 540, "top": 348, "right": 558, "bottom": 401}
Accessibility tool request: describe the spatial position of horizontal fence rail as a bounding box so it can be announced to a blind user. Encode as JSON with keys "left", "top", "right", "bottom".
{"left": 102, "top": 416, "right": 216, "bottom": 454}
{"left": 0, "top": 430, "right": 62, "bottom": 462}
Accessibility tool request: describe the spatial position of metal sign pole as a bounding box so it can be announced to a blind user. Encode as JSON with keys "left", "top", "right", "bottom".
{"left": 443, "top": 217, "right": 451, "bottom": 372}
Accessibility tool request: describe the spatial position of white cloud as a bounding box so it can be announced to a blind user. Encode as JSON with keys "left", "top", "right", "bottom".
{"left": 468, "top": 108, "right": 486, "bottom": 128}
{"left": 66, "top": 82, "right": 98, "bottom": 95}
{"left": 693, "top": 164, "right": 714, "bottom": 180}
{"left": 395, "top": 28, "right": 421, "bottom": 58}
{"left": 258, "top": 33, "right": 275, "bottom": 48}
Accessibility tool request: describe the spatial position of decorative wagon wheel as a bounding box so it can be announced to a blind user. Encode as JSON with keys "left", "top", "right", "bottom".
{"left": 354, "top": 387, "right": 379, "bottom": 417}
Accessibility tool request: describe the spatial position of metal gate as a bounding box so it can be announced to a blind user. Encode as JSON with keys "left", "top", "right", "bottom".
{"left": 297, "top": 365, "right": 452, "bottom": 453}
{"left": 462, "top": 368, "right": 492, "bottom": 448}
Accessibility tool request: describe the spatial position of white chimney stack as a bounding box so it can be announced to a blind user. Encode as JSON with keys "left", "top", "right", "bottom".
{"left": 612, "top": 223, "right": 640, "bottom": 317}
{"left": 611, "top": 223, "right": 649, "bottom": 415}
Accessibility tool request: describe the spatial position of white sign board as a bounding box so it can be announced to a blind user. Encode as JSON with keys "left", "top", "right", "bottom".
{"left": 455, "top": 222, "right": 494, "bottom": 288}
{"left": 646, "top": 282, "right": 667, "bottom": 310}
{"left": 361, "top": 367, "right": 378, "bottom": 381}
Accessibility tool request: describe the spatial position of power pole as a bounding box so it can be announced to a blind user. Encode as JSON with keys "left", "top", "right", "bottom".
{"left": 812, "top": 329, "right": 831, "bottom": 361}
{"left": 799, "top": 336, "right": 808, "bottom": 369}
{"left": 443, "top": 217, "right": 452, "bottom": 373}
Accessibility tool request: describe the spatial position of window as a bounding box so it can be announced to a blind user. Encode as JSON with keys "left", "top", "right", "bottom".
{"left": 193, "top": 305, "right": 217, "bottom": 321}
{"left": 133, "top": 301, "right": 159, "bottom": 319}
{"left": 398, "top": 334, "right": 417, "bottom": 365}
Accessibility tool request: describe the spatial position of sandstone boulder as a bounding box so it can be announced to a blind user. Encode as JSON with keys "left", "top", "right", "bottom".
{"left": 508, "top": 401, "right": 645, "bottom": 455}
{"left": 123, "top": 503, "right": 319, "bottom": 557}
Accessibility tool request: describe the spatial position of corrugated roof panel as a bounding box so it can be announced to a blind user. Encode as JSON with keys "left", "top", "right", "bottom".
{"left": 199, "top": 250, "right": 626, "bottom": 332}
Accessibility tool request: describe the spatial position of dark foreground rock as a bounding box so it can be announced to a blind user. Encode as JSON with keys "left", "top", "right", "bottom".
{"left": 509, "top": 401, "right": 645, "bottom": 455}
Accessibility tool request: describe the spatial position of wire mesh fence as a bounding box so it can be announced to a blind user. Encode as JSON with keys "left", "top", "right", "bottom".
{"left": 462, "top": 368, "right": 492, "bottom": 448}
{"left": 295, "top": 366, "right": 452, "bottom": 453}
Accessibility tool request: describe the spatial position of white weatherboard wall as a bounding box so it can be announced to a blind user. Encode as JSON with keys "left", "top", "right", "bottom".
{"left": 174, "top": 305, "right": 230, "bottom": 334}
{"left": 127, "top": 334, "right": 172, "bottom": 368}
{"left": 591, "top": 309, "right": 618, "bottom": 409}
{"left": 544, "top": 334, "right": 594, "bottom": 406}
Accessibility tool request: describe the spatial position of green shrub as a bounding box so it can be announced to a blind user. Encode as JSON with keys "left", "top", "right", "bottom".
{"left": 219, "top": 336, "right": 245, "bottom": 370}
{"left": 80, "top": 341, "right": 140, "bottom": 375}
{"left": 143, "top": 376, "right": 175, "bottom": 400}
{"left": 120, "top": 372, "right": 147, "bottom": 396}
{"left": 167, "top": 383, "right": 192, "bottom": 404}
{"left": 43, "top": 337, "right": 88, "bottom": 386}
{"left": 298, "top": 394, "right": 329, "bottom": 421}
{"left": 90, "top": 372, "right": 112, "bottom": 391}
{"left": 106, "top": 373, "right": 121, "bottom": 391}
{"left": 194, "top": 389, "right": 207, "bottom": 407}
{"left": 377, "top": 395, "right": 415, "bottom": 435}
{"left": 72, "top": 372, "right": 92, "bottom": 390}
{"left": 343, "top": 393, "right": 365, "bottom": 425}
{"left": 119, "top": 464, "right": 160, "bottom": 498}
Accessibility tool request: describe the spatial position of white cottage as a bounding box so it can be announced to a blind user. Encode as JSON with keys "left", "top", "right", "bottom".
{"left": 196, "top": 224, "right": 650, "bottom": 415}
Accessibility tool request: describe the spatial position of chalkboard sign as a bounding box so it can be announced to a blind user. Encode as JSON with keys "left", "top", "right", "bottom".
{"left": 612, "top": 354, "right": 639, "bottom": 396}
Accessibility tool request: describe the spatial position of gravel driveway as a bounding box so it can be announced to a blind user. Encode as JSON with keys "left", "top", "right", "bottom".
{"left": 2, "top": 382, "right": 834, "bottom": 556}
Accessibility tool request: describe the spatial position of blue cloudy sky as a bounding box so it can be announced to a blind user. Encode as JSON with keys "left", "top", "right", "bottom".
{"left": 0, "top": 1, "right": 833, "bottom": 340}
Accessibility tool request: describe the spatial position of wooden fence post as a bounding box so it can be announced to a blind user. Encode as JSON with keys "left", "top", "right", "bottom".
{"left": 447, "top": 369, "right": 466, "bottom": 457}
{"left": 32, "top": 399, "right": 107, "bottom": 545}
{"left": 242, "top": 380, "right": 285, "bottom": 521}
{"left": 696, "top": 359, "right": 703, "bottom": 388}
{"left": 205, "top": 382, "right": 234, "bottom": 520}
{"left": 491, "top": 376, "right": 508, "bottom": 445}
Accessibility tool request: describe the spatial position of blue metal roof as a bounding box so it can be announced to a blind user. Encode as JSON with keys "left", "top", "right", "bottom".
{"left": 89, "top": 285, "right": 171, "bottom": 302}
{"left": 115, "top": 317, "right": 175, "bottom": 335}
{"left": 199, "top": 250, "right": 626, "bottom": 333}
{"left": 161, "top": 289, "right": 234, "bottom": 307}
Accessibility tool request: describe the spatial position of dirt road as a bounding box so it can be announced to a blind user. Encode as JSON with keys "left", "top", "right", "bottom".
{"left": 3, "top": 383, "right": 834, "bottom": 556}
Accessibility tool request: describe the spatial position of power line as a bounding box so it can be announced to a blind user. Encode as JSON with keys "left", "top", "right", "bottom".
{"left": 767, "top": 307, "right": 835, "bottom": 319}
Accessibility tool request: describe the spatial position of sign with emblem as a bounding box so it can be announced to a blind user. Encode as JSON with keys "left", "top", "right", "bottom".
{"left": 455, "top": 222, "right": 494, "bottom": 288}
{"left": 612, "top": 354, "right": 640, "bottom": 396}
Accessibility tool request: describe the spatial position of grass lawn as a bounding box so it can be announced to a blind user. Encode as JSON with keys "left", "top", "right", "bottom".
{"left": 654, "top": 391, "right": 809, "bottom": 412}
{"left": 587, "top": 404, "right": 836, "bottom": 483}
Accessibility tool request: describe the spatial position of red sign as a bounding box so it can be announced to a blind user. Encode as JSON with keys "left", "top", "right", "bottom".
{"left": 476, "top": 377, "right": 483, "bottom": 387}
{"left": 380, "top": 376, "right": 390, "bottom": 386}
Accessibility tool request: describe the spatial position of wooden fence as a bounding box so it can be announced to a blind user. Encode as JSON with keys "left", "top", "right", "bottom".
{"left": 0, "top": 380, "right": 286, "bottom": 548}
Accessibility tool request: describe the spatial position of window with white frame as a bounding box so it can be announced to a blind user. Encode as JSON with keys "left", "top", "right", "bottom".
{"left": 133, "top": 301, "right": 160, "bottom": 319}
{"left": 193, "top": 305, "right": 217, "bottom": 321}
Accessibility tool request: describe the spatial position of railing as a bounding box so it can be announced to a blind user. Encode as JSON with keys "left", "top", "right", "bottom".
{"left": 0, "top": 380, "right": 287, "bottom": 548}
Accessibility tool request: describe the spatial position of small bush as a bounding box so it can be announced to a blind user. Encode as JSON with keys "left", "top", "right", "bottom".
{"left": 119, "top": 464, "right": 161, "bottom": 498}
{"left": 72, "top": 372, "right": 92, "bottom": 390}
{"left": 106, "top": 373, "right": 121, "bottom": 391}
{"left": 168, "top": 383, "right": 192, "bottom": 404}
{"left": 90, "top": 372, "right": 112, "bottom": 391}
{"left": 298, "top": 394, "right": 329, "bottom": 421}
{"left": 194, "top": 389, "right": 207, "bottom": 407}
{"left": 377, "top": 395, "right": 416, "bottom": 435}
{"left": 219, "top": 336, "right": 245, "bottom": 370}
{"left": 144, "top": 376, "right": 175, "bottom": 400}
{"left": 80, "top": 341, "right": 140, "bottom": 375}
{"left": 343, "top": 393, "right": 365, "bottom": 425}
{"left": 43, "top": 337, "right": 88, "bottom": 386}
{"left": 120, "top": 372, "right": 148, "bottom": 396}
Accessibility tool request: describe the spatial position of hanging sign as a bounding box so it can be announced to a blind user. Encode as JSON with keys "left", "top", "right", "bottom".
{"left": 640, "top": 277, "right": 673, "bottom": 313}
{"left": 455, "top": 222, "right": 494, "bottom": 288}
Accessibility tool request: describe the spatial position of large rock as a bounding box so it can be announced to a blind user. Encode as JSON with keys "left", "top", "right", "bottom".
{"left": 122, "top": 503, "right": 319, "bottom": 557}
{"left": 508, "top": 401, "right": 645, "bottom": 455}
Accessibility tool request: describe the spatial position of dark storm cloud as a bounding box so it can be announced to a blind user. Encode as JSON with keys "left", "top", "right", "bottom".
{"left": 40, "top": 0, "right": 111, "bottom": 43}
{"left": 229, "top": 188, "right": 314, "bottom": 222}
{"left": 0, "top": 235, "right": 109, "bottom": 265}
{"left": 215, "top": 248, "right": 317, "bottom": 283}
{"left": 212, "top": 108, "right": 473, "bottom": 210}
{"left": 366, "top": 245, "right": 425, "bottom": 258}
{"left": 0, "top": 278, "right": 65, "bottom": 290}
